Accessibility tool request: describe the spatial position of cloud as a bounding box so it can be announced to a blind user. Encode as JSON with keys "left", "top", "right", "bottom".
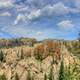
{"left": 42, "top": 2, "right": 69, "bottom": 15}
{"left": 58, "top": 20, "right": 74, "bottom": 31}
{"left": 17, "top": 6, "right": 29, "bottom": 12}
{"left": 3, "top": 26, "right": 32, "bottom": 37}
{"left": 74, "top": 0, "right": 80, "bottom": 9}
{"left": 0, "top": 0, "right": 13, "bottom": 8}
{"left": 0, "top": 12, "right": 11, "bottom": 16}
{"left": 36, "top": 31, "right": 43, "bottom": 36}
{"left": 14, "top": 2, "right": 80, "bottom": 25}
{"left": 14, "top": 9, "right": 41, "bottom": 25}
{"left": 14, "top": 14, "right": 26, "bottom": 25}
{"left": 27, "top": 9, "right": 41, "bottom": 20}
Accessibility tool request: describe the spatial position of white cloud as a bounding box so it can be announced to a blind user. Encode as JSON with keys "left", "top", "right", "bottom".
{"left": 74, "top": 0, "right": 80, "bottom": 9}
{"left": 36, "top": 31, "right": 43, "bottom": 36}
{"left": 14, "top": 14, "right": 26, "bottom": 25}
{"left": 27, "top": 9, "right": 41, "bottom": 20}
{"left": 14, "top": 9, "right": 41, "bottom": 24}
{"left": 14, "top": 2, "right": 69, "bottom": 24}
{"left": 43, "top": 2, "right": 69, "bottom": 15}
{"left": 0, "top": 12, "right": 11, "bottom": 16}
{"left": 0, "top": 0, "right": 13, "bottom": 8}
{"left": 17, "top": 6, "right": 29, "bottom": 12}
{"left": 58, "top": 20, "right": 74, "bottom": 31}
{"left": 14, "top": 2, "right": 80, "bottom": 25}
{"left": 3, "top": 26, "right": 31, "bottom": 37}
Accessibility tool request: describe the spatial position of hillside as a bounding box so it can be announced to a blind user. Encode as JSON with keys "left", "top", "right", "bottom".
{"left": 0, "top": 38, "right": 80, "bottom": 80}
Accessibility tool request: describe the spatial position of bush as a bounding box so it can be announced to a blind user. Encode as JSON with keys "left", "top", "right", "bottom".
{"left": 0, "top": 74, "right": 7, "bottom": 80}
{"left": 64, "top": 63, "right": 80, "bottom": 80}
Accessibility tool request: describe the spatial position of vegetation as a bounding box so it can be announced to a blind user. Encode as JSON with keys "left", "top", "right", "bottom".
{"left": 0, "top": 38, "right": 79, "bottom": 80}
{"left": 64, "top": 63, "right": 80, "bottom": 80}
{"left": 27, "top": 70, "right": 32, "bottom": 80}
{"left": 21, "top": 49, "right": 24, "bottom": 59}
{"left": 0, "top": 74, "right": 7, "bottom": 80}
{"left": 15, "top": 73, "right": 19, "bottom": 80}
{"left": 48, "top": 65, "right": 54, "bottom": 80}
{"left": 0, "top": 51, "right": 4, "bottom": 62}
{"left": 44, "top": 73, "right": 47, "bottom": 80}
{"left": 59, "top": 59, "right": 65, "bottom": 80}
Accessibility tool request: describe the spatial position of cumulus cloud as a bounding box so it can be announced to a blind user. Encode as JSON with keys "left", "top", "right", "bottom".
{"left": 58, "top": 20, "right": 74, "bottom": 31}
{"left": 42, "top": 2, "right": 69, "bottom": 15}
{"left": 27, "top": 9, "right": 41, "bottom": 20}
{"left": 14, "top": 2, "right": 80, "bottom": 25}
{"left": 0, "top": 12, "right": 11, "bottom": 16}
{"left": 0, "top": 0, "right": 13, "bottom": 8}
{"left": 14, "top": 9, "right": 41, "bottom": 25}
{"left": 14, "top": 14, "right": 26, "bottom": 25}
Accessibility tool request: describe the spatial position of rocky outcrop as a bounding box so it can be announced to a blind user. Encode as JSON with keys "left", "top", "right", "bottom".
{"left": 0, "top": 39, "right": 79, "bottom": 80}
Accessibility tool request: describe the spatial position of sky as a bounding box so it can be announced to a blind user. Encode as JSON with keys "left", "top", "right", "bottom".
{"left": 0, "top": 0, "right": 80, "bottom": 40}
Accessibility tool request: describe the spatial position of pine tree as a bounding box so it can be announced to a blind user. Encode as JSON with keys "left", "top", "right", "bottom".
{"left": 21, "top": 49, "right": 24, "bottom": 59}
{"left": 59, "top": 59, "right": 65, "bottom": 80}
{"left": 15, "top": 73, "right": 19, "bottom": 80}
{"left": 27, "top": 70, "right": 32, "bottom": 80}
{"left": 48, "top": 66, "right": 53, "bottom": 80}
{"left": 0, "top": 51, "right": 4, "bottom": 62}
{"left": 44, "top": 73, "right": 47, "bottom": 80}
{"left": 78, "top": 32, "right": 80, "bottom": 41}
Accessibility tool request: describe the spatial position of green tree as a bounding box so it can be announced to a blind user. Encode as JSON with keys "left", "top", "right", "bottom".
{"left": 44, "top": 73, "right": 47, "bottom": 80}
{"left": 78, "top": 32, "right": 80, "bottom": 41}
{"left": 59, "top": 59, "right": 65, "bottom": 80}
{"left": 15, "top": 73, "right": 19, "bottom": 80}
{"left": 0, "top": 51, "right": 4, "bottom": 62}
{"left": 48, "top": 66, "right": 53, "bottom": 80}
{"left": 27, "top": 70, "right": 32, "bottom": 80}
{"left": 21, "top": 49, "right": 24, "bottom": 59}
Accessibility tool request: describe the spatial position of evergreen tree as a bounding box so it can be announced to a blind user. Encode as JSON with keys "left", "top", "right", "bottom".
{"left": 21, "top": 49, "right": 24, "bottom": 59}
{"left": 78, "top": 32, "right": 80, "bottom": 41}
{"left": 48, "top": 66, "right": 53, "bottom": 80}
{"left": 27, "top": 70, "right": 32, "bottom": 80}
{"left": 0, "top": 51, "right": 4, "bottom": 62}
{"left": 59, "top": 59, "right": 65, "bottom": 80}
{"left": 44, "top": 73, "right": 47, "bottom": 80}
{"left": 15, "top": 73, "right": 19, "bottom": 80}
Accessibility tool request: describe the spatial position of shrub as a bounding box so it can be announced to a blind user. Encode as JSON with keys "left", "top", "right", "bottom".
{"left": 0, "top": 74, "right": 7, "bottom": 80}
{"left": 64, "top": 63, "right": 80, "bottom": 80}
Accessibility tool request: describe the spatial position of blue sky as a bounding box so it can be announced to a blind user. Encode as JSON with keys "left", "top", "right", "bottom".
{"left": 0, "top": 0, "right": 80, "bottom": 40}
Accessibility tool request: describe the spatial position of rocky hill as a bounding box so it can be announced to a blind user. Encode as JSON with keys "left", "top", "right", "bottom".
{"left": 0, "top": 38, "right": 80, "bottom": 80}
